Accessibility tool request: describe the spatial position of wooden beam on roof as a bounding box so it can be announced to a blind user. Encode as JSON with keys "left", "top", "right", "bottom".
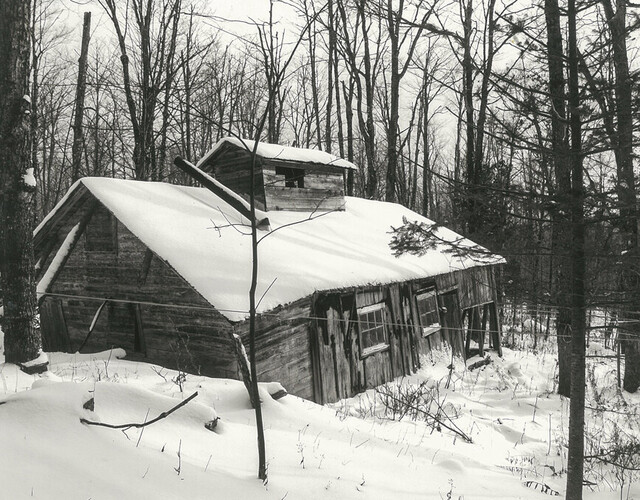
{"left": 173, "top": 156, "right": 270, "bottom": 231}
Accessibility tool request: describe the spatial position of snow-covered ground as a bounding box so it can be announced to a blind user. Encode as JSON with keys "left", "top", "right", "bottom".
{"left": 0, "top": 329, "right": 638, "bottom": 499}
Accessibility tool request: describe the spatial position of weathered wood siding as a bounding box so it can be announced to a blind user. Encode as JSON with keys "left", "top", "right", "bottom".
{"left": 43, "top": 203, "right": 237, "bottom": 378}
{"left": 262, "top": 162, "right": 345, "bottom": 212}
{"left": 200, "top": 142, "right": 347, "bottom": 213}
{"left": 235, "top": 299, "right": 315, "bottom": 401}
{"left": 38, "top": 189, "right": 502, "bottom": 406}
{"left": 311, "top": 293, "right": 360, "bottom": 403}
{"left": 433, "top": 267, "right": 495, "bottom": 309}
{"left": 35, "top": 187, "right": 96, "bottom": 287}
{"left": 387, "top": 284, "right": 416, "bottom": 378}
{"left": 40, "top": 297, "right": 70, "bottom": 352}
{"left": 437, "top": 289, "right": 466, "bottom": 356}
{"left": 309, "top": 265, "right": 502, "bottom": 404}
{"left": 311, "top": 286, "right": 414, "bottom": 404}
{"left": 202, "top": 144, "right": 268, "bottom": 210}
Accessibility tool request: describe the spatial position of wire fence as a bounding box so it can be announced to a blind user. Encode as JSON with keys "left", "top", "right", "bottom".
{"left": 38, "top": 290, "right": 640, "bottom": 344}
{"left": 35, "top": 290, "right": 637, "bottom": 390}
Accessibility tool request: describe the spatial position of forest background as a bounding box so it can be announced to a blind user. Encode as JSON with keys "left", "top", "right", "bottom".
{"left": 1, "top": 0, "right": 639, "bottom": 496}
{"left": 23, "top": 0, "right": 639, "bottom": 379}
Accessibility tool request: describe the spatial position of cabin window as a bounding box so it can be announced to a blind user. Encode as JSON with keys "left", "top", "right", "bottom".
{"left": 357, "top": 302, "right": 389, "bottom": 357}
{"left": 275, "top": 166, "right": 305, "bottom": 188}
{"left": 415, "top": 288, "right": 441, "bottom": 336}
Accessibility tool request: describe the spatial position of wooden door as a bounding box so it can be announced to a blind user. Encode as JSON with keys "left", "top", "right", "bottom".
{"left": 310, "top": 296, "right": 352, "bottom": 404}
{"left": 438, "top": 290, "right": 465, "bottom": 357}
{"left": 40, "top": 297, "right": 70, "bottom": 352}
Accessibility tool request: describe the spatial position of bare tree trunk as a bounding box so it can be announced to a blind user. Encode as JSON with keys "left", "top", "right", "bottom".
{"left": 260, "top": 1, "right": 283, "bottom": 144}
{"left": 324, "top": 0, "right": 337, "bottom": 154}
{"left": 306, "top": 4, "right": 322, "bottom": 150}
{"left": 468, "top": 0, "right": 496, "bottom": 233}
{"left": 462, "top": 0, "right": 475, "bottom": 233}
{"left": 94, "top": 85, "right": 101, "bottom": 176}
{"left": 383, "top": 0, "right": 428, "bottom": 203}
{"left": 385, "top": 0, "right": 401, "bottom": 203}
{"left": 137, "top": 0, "right": 157, "bottom": 180}
{"left": 357, "top": 0, "right": 378, "bottom": 199}
{"left": 71, "top": 12, "right": 92, "bottom": 182}
{"left": 180, "top": 47, "right": 193, "bottom": 163}
{"left": 157, "top": 1, "right": 181, "bottom": 179}
{"left": 338, "top": 0, "right": 377, "bottom": 198}
{"left": 342, "top": 80, "right": 355, "bottom": 196}
{"left": 242, "top": 11, "right": 312, "bottom": 481}
{"left": 0, "top": 0, "right": 44, "bottom": 368}
{"left": 599, "top": 0, "right": 640, "bottom": 393}
{"left": 29, "top": 3, "right": 40, "bottom": 212}
{"left": 99, "top": 0, "right": 181, "bottom": 181}
{"left": 248, "top": 151, "right": 267, "bottom": 481}
{"left": 333, "top": 46, "right": 345, "bottom": 159}
{"left": 565, "top": 0, "right": 586, "bottom": 495}
{"left": 100, "top": 0, "right": 143, "bottom": 178}
{"left": 452, "top": 92, "right": 463, "bottom": 230}
{"left": 420, "top": 62, "right": 432, "bottom": 218}
{"left": 545, "top": 0, "right": 572, "bottom": 397}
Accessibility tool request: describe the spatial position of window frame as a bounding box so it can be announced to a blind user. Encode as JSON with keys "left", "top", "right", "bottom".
{"left": 356, "top": 302, "right": 389, "bottom": 357}
{"left": 274, "top": 166, "right": 305, "bottom": 188}
{"left": 415, "top": 287, "right": 441, "bottom": 337}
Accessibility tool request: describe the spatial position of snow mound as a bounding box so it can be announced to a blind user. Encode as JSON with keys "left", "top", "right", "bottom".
{"left": 0, "top": 343, "right": 637, "bottom": 499}
{"left": 91, "top": 381, "right": 218, "bottom": 434}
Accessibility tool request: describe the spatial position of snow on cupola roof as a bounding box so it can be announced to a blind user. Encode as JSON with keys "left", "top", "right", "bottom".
{"left": 197, "top": 137, "right": 358, "bottom": 170}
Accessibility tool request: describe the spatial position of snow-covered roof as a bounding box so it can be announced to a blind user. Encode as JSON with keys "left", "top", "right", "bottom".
{"left": 39, "top": 178, "right": 503, "bottom": 322}
{"left": 197, "top": 137, "right": 358, "bottom": 171}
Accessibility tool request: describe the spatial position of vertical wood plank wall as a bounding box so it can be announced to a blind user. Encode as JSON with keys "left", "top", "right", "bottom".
{"left": 309, "top": 265, "right": 503, "bottom": 404}
{"left": 203, "top": 144, "right": 268, "bottom": 210}
{"left": 199, "top": 142, "right": 348, "bottom": 213}
{"left": 38, "top": 196, "right": 502, "bottom": 405}
{"left": 261, "top": 162, "right": 346, "bottom": 212}
{"left": 235, "top": 300, "right": 315, "bottom": 402}
{"left": 43, "top": 204, "right": 238, "bottom": 378}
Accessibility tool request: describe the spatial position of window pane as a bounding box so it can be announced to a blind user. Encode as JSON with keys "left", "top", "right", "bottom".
{"left": 416, "top": 289, "right": 440, "bottom": 334}
{"left": 357, "top": 303, "right": 388, "bottom": 354}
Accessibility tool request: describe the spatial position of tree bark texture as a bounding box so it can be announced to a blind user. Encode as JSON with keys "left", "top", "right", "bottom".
{"left": 384, "top": 0, "right": 401, "bottom": 203}
{"left": 468, "top": 0, "right": 496, "bottom": 235}
{"left": 71, "top": 12, "right": 91, "bottom": 183}
{"left": 600, "top": 0, "right": 640, "bottom": 393}
{"left": 565, "top": 0, "right": 586, "bottom": 496}
{"left": 324, "top": 0, "right": 337, "bottom": 154}
{"left": 0, "top": 0, "right": 43, "bottom": 364}
{"left": 462, "top": 0, "right": 476, "bottom": 235}
{"left": 342, "top": 80, "right": 355, "bottom": 196}
{"left": 248, "top": 152, "right": 267, "bottom": 481}
{"left": 357, "top": 0, "right": 378, "bottom": 199}
{"left": 544, "top": 0, "right": 573, "bottom": 397}
{"left": 383, "top": 0, "right": 427, "bottom": 204}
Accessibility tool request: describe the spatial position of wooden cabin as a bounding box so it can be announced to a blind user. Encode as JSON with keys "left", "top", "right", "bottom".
{"left": 35, "top": 139, "right": 504, "bottom": 404}
{"left": 196, "top": 137, "right": 355, "bottom": 212}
